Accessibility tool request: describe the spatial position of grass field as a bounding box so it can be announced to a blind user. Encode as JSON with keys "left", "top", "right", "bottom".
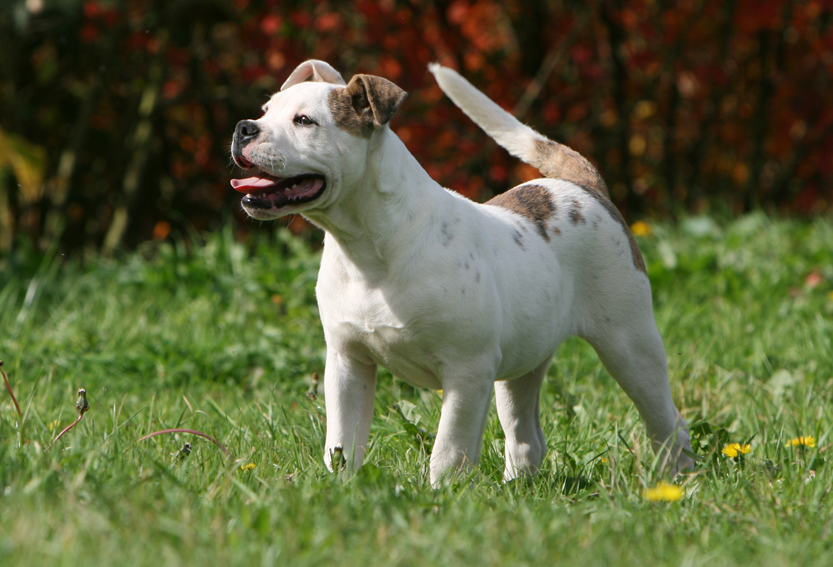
{"left": 1, "top": 213, "right": 832, "bottom": 566}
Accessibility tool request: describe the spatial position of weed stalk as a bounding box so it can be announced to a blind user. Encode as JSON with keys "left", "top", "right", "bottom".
{"left": 0, "top": 360, "right": 22, "bottom": 417}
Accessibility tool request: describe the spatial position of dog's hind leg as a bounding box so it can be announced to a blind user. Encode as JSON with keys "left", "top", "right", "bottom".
{"left": 495, "top": 359, "right": 549, "bottom": 481}
{"left": 323, "top": 349, "right": 378, "bottom": 473}
{"left": 582, "top": 308, "right": 694, "bottom": 476}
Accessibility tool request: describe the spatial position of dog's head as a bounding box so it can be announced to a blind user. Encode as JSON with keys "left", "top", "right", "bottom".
{"left": 231, "top": 60, "right": 407, "bottom": 220}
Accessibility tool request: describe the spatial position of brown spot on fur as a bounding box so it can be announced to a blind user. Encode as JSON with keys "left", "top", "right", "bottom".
{"left": 577, "top": 183, "right": 646, "bottom": 274}
{"left": 526, "top": 134, "right": 644, "bottom": 273}
{"left": 568, "top": 199, "right": 585, "bottom": 225}
{"left": 532, "top": 139, "right": 610, "bottom": 198}
{"left": 440, "top": 221, "right": 454, "bottom": 247}
{"left": 487, "top": 184, "right": 556, "bottom": 241}
{"left": 512, "top": 229, "right": 525, "bottom": 249}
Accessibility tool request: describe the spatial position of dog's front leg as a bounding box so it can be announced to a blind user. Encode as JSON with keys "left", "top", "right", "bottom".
{"left": 430, "top": 378, "right": 494, "bottom": 486}
{"left": 323, "top": 349, "right": 377, "bottom": 473}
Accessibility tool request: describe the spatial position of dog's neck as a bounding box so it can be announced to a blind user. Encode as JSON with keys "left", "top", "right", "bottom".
{"left": 304, "top": 129, "right": 455, "bottom": 281}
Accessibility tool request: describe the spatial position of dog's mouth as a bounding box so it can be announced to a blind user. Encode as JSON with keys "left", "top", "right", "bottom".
{"left": 231, "top": 171, "right": 327, "bottom": 211}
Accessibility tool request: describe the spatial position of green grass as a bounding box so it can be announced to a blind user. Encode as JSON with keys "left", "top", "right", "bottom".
{"left": 1, "top": 213, "right": 833, "bottom": 566}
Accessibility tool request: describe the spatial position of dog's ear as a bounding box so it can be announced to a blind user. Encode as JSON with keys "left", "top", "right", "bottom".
{"left": 281, "top": 60, "right": 347, "bottom": 91}
{"left": 344, "top": 74, "right": 408, "bottom": 128}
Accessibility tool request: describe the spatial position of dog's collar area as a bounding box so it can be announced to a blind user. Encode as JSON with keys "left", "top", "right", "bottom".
{"left": 232, "top": 171, "right": 327, "bottom": 210}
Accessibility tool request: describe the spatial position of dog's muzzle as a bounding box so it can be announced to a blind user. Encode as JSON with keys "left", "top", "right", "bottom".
{"left": 232, "top": 120, "right": 260, "bottom": 168}
{"left": 230, "top": 119, "right": 327, "bottom": 213}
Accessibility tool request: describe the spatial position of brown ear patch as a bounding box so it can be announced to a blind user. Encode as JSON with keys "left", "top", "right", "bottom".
{"left": 328, "top": 74, "right": 407, "bottom": 137}
{"left": 486, "top": 184, "right": 556, "bottom": 242}
{"left": 348, "top": 75, "right": 407, "bottom": 127}
{"left": 328, "top": 88, "right": 375, "bottom": 138}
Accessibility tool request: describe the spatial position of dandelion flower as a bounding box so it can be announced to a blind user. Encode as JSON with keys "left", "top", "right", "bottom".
{"left": 787, "top": 436, "right": 816, "bottom": 448}
{"left": 644, "top": 481, "right": 684, "bottom": 502}
{"left": 631, "top": 221, "right": 652, "bottom": 237}
{"left": 722, "top": 443, "right": 752, "bottom": 458}
{"left": 240, "top": 463, "right": 257, "bottom": 472}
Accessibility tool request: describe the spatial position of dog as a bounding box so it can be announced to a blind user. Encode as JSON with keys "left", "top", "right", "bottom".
{"left": 230, "top": 60, "right": 694, "bottom": 485}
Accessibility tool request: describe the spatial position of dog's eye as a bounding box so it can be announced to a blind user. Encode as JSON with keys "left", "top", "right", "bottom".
{"left": 293, "top": 114, "right": 317, "bottom": 126}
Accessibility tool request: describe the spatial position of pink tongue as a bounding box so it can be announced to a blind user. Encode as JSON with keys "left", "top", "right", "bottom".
{"left": 230, "top": 176, "right": 279, "bottom": 193}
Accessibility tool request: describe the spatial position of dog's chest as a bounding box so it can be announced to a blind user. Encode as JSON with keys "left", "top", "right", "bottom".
{"left": 318, "top": 269, "right": 443, "bottom": 389}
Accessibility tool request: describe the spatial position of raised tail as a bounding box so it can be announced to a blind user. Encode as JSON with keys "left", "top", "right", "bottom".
{"left": 429, "top": 63, "right": 608, "bottom": 197}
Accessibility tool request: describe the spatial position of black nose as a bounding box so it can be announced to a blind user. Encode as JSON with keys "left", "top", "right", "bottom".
{"left": 234, "top": 120, "right": 260, "bottom": 143}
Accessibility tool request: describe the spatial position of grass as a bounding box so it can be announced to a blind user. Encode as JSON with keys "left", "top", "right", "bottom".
{"left": 1, "top": 213, "right": 832, "bottom": 566}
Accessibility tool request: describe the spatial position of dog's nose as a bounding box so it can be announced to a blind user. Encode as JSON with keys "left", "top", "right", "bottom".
{"left": 234, "top": 120, "right": 260, "bottom": 142}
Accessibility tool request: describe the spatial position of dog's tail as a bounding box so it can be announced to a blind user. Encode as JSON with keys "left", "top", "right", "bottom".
{"left": 429, "top": 63, "right": 608, "bottom": 196}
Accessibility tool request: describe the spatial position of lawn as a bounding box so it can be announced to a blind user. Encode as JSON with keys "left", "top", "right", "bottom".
{"left": 1, "top": 213, "right": 832, "bottom": 566}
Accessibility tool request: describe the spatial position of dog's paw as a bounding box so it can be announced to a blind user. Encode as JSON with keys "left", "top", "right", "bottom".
{"left": 324, "top": 444, "right": 346, "bottom": 473}
{"left": 667, "top": 451, "right": 697, "bottom": 477}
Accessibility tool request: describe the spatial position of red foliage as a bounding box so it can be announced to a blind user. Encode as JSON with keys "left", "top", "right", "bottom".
{"left": 2, "top": 0, "right": 832, "bottom": 252}
{"left": 82, "top": 1, "right": 100, "bottom": 18}
{"left": 260, "top": 15, "right": 282, "bottom": 36}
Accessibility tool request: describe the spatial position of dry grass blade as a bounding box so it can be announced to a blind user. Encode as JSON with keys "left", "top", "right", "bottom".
{"left": 53, "top": 413, "right": 83, "bottom": 444}
{"left": 1, "top": 360, "right": 22, "bottom": 417}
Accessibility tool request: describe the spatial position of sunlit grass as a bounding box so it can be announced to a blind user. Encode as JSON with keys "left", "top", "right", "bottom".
{"left": 1, "top": 214, "right": 832, "bottom": 566}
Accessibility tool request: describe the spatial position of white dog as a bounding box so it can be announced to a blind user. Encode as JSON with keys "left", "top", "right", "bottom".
{"left": 230, "top": 60, "right": 694, "bottom": 484}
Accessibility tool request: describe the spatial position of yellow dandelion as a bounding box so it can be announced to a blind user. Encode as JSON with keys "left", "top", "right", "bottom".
{"left": 239, "top": 463, "right": 257, "bottom": 472}
{"left": 787, "top": 436, "right": 816, "bottom": 448}
{"left": 47, "top": 419, "right": 61, "bottom": 432}
{"left": 721, "top": 443, "right": 752, "bottom": 458}
{"left": 644, "top": 481, "right": 684, "bottom": 502}
{"left": 630, "top": 220, "right": 652, "bottom": 237}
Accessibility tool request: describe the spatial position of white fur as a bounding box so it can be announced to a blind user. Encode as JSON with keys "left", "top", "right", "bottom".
{"left": 232, "top": 61, "right": 694, "bottom": 485}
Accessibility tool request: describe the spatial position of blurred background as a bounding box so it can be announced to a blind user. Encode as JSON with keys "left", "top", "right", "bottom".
{"left": 1, "top": 0, "right": 831, "bottom": 257}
